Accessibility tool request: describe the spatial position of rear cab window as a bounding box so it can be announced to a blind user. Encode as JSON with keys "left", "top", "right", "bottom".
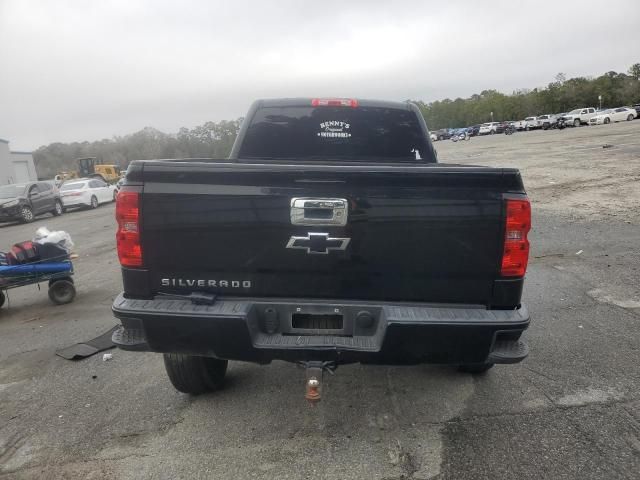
{"left": 237, "top": 104, "right": 434, "bottom": 163}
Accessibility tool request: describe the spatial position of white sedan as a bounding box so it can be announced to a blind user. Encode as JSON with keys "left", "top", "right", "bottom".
{"left": 589, "top": 107, "right": 637, "bottom": 125}
{"left": 60, "top": 178, "right": 116, "bottom": 210}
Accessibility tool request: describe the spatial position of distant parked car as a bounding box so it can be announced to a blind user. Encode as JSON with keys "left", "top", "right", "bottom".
{"left": 503, "top": 122, "right": 516, "bottom": 135}
{"left": 433, "top": 128, "right": 452, "bottom": 141}
{"left": 466, "top": 125, "right": 481, "bottom": 136}
{"left": 523, "top": 117, "right": 539, "bottom": 130}
{"left": 114, "top": 178, "right": 125, "bottom": 199}
{"left": 633, "top": 104, "right": 640, "bottom": 119}
{"left": 429, "top": 132, "right": 438, "bottom": 141}
{"left": 497, "top": 121, "right": 515, "bottom": 134}
{"left": 537, "top": 114, "right": 558, "bottom": 130}
{"left": 450, "top": 128, "right": 471, "bottom": 142}
{"left": 589, "top": 107, "right": 637, "bottom": 125}
{"left": 513, "top": 120, "right": 528, "bottom": 131}
{"left": 562, "top": 108, "right": 597, "bottom": 127}
{"left": 478, "top": 122, "right": 500, "bottom": 135}
{"left": 60, "top": 178, "right": 117, "bottom": 210}
{"left": 0, "top": 181, "right": 63, "bottom": 223}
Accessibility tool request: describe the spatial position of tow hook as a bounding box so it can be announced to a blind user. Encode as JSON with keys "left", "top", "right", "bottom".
{"left": 301, "top": 361, "right": 336, "bottom": 405}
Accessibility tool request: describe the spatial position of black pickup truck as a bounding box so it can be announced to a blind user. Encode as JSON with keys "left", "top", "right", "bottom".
{"left": 113, "top": 98, "right": 531, "bottom": 402}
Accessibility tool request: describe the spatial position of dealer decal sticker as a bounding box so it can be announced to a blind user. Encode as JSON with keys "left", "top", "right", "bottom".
{"left": 317, "top": 120, "right": 351, "bottom": 138}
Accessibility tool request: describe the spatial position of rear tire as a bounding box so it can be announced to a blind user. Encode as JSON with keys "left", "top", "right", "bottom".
{"left": 90, "top": 195, "right": 98, "bottom": 209}
{"left": 163, "top": 353, "right": 228, "bottom": 394}
{"left": 48, "top": 279, "right": 76, "bottom": 305}
{"left": 458, "top": 363, "right": 494, "bottom": 374}
{"left": 0, "top": 291, "right": 5, "bottom": 308}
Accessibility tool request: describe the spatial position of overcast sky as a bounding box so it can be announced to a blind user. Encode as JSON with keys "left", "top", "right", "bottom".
{"left": 1, "top": 0, "right": 638, "bottom": 150}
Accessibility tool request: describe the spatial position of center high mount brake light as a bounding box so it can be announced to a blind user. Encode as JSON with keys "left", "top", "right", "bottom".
{"left": 311, "top": 98, "right": 359, "bottom": 108}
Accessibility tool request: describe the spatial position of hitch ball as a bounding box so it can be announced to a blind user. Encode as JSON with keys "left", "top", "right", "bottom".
{"left": 305, "top": 377, "right": 321, "bottom": 404}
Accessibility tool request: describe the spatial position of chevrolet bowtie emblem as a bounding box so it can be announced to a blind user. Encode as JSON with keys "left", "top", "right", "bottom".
{"left": 286, "top": 233, "right": 350, "bottom": 255}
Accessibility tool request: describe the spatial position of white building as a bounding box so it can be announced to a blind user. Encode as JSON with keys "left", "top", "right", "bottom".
{"left": 0, "top": 138, "right": 38, "bottom": 184}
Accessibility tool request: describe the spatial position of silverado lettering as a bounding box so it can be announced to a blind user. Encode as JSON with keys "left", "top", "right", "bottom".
{"left": 113, "top": 98, "right": 531, "bottom": 404}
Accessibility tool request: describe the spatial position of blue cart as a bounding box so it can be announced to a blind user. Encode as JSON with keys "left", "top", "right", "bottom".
{"left": 0, "top": 257, "right": 76, "bottom": 307}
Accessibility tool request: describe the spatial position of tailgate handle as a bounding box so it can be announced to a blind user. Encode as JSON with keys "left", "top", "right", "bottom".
{"left": 290, "top": 198, "right": 348, "bottom": 226}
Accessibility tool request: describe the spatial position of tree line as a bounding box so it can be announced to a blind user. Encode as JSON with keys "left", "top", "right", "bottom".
{"left": 34, "top": 63, "right": 639, "bottom": 178}
{"left": 416, "top": 64, "right": 640, "bottom": 130}
{"left": 34, "top": 119, "right": 242, "bottom": 179}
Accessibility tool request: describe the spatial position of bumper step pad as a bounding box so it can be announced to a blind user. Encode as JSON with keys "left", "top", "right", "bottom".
{"left": 487, "top": 339, "right": 529, "bottom": 364}
{"left": 112, "top": 326, "right": 148, "bottom": 351}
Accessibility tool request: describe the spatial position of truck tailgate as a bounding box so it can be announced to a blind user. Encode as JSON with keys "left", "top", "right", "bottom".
{"left": 134, "top": 161, "right": 524, "bottom": 306}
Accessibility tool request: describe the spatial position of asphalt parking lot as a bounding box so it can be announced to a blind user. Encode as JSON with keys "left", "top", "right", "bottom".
{"left": 1, "top": 122, "right": 639, "bottom": 479}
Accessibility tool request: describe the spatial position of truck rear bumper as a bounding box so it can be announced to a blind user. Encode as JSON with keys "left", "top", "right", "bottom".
{"left": 112, "top": 294, "right": 530, "bottom": 365}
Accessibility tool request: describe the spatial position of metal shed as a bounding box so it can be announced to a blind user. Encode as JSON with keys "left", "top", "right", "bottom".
{"left": 0, "top": 138, "right": 37, "bottom": 184}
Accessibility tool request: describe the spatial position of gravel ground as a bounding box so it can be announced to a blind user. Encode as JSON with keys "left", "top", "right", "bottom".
{"left": 1, "top": 121, "right": 639, "bottom": 479}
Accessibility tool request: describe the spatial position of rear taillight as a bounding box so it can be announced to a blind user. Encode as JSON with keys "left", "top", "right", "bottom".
{"left": 311, "top": 98, "right": 358, "bottom": 108}
{"left": 501, "top": 198, "right": 531, "bottom": 277}
{"left": 116, "top": 191, "right": 142, "bottom": 267}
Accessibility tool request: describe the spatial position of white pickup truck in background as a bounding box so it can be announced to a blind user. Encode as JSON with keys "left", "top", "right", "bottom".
{"left": 524, "top": 117, "right": 539, "bottom": 130}
{"left": 537, "top": 114, "right": 558, "bottom": 130}
{"left": 562, "top": 108, "right": 597, "bottom": 127}
{"left": 513, "top": 119, "right": 528, "bottom": 131}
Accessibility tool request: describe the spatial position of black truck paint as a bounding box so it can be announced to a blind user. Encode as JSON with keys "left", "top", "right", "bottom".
{"left": 113, "top": 98, "right": 531, "bottom": 397}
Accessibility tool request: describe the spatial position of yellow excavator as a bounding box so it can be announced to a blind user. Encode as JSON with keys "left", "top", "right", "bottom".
{"left": 55, "top": 157, "right": 122, "bottom": 184}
